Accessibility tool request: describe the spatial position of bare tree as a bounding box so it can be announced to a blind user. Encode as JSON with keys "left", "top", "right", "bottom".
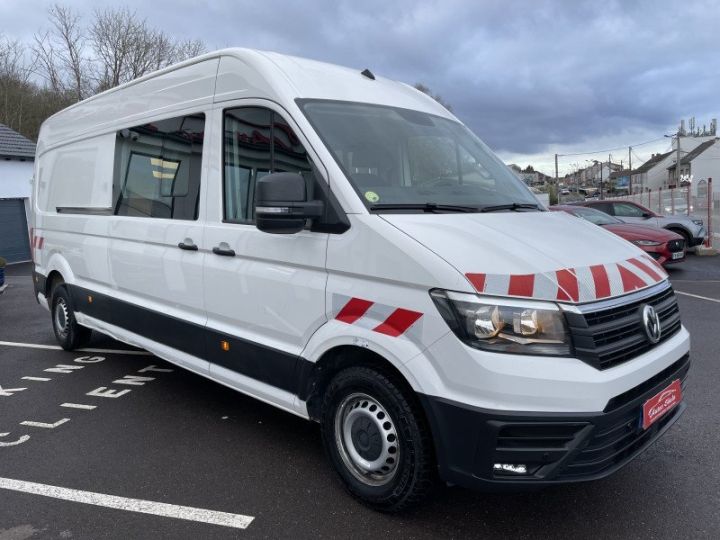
{"left": 0, "top": 36, "right": 36, "bottom": 133}
{"left": 33, "top": 4, "right": 88, "bottom": 101}
{"left": 414, "top": 83, "right": 453, "bottom": 112}
{"left": 90, "top": 6, "right": 138, "bottom": 89}
{"left": 174, "top": 39, "right": 206, "bottom": 62}
{"left": 4, "top": 4, "right": 207, "bottom": 140}
{"left": 90, "top": 8, "right": 206, "bottom": 90}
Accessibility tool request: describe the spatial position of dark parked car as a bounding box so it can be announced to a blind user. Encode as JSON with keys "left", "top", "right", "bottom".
{"left": 550, "top": 205, "right": 686, "bottom": 266}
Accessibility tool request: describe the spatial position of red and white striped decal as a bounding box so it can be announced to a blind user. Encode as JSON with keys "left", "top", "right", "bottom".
{"left": 466, "top": 255, "right": 667, "bottom": 303}
{"left": 333, "top": 295, "right": 423, "bottom": 338}
{"left": 31, "top": 235, "right": 45, "bottom": 249}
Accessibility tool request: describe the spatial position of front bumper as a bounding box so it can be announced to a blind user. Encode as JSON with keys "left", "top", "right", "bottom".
{"left": 690, "top": 236, "right": 705, "bottom": 247}
{"left": 643, "top": 240, "right": 685, "bottom": 266}
{"left": 419, "top": 353, "right": 690, "bottom": 491}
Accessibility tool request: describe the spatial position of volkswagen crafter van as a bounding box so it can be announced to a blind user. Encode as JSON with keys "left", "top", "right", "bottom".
{"left": 30, "top": 49, "right": 689, "bottom": 511}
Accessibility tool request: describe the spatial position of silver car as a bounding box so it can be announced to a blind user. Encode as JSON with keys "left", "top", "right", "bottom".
{"left": 581, "top": 200, "right": 706, "bottom": 247}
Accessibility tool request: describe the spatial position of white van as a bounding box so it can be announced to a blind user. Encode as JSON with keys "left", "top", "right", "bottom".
{"left": 30, "top": 49, "right": 689, "bottom": 511}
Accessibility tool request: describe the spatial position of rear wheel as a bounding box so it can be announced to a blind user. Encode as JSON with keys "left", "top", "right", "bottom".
{"left": 320, "top": 366, "right": 436, "bottom": 512}
{"left": 51, "top": 285, "right": 91, "bottom": 351}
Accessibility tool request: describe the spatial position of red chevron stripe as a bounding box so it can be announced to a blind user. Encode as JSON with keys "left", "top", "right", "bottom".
{"left": 335, "top": 297, "right": 373, "bottom": 324}
{"left": 589, "top": 264, "right": 611, "bottom": 299}
{"left": 508, "top": 274, "right": 535, "bottom": 297}
{"left": 466, "top": 273, "right": 486, "bottom": 292}
{"left": 618, "top": 264, "right": 647, "bottom": 292}
{"left": 373, "top": 308, "right": 423, "bottom": 337}
{"left": 644, "top": 254, "right": 667, "bottom": 275}
{"left": 556, "top": 268, "right": 579, "bottom": 302}
{"left": 627, "top": 257, "right": 662, "bottom": 282}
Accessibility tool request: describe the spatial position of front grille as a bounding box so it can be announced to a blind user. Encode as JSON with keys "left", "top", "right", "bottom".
{"left": 566, "top": 285, "right": 682, "bottom": 370}
{"left": 667, "top": 239, "right": 685, "bottom": 252}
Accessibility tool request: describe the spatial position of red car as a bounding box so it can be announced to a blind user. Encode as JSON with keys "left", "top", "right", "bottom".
{"left": 550, "top": 205, "right": 685, "bottom": 266}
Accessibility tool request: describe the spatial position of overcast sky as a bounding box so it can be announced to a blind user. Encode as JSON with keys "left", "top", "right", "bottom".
{"left": 2, "top": 0, "right": 718, "bottom": 174}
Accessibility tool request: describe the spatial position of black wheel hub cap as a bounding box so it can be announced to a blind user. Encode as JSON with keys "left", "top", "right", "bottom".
{"left": 350, "top": 416, "right": 382, "bottom": 461}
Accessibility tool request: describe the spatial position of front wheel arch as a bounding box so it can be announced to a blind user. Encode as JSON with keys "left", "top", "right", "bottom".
{"left": 665, "top": 226, "right": 692, "bottom": 246}
{"left": 302, "top": 345, "right": 420, "bottom": 422}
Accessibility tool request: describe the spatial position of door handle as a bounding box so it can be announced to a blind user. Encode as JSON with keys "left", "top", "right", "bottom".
{"left": 212, "top": 245, "right": 236, "bottom": 257}
{"left": 178, "top": 240, "right": 198, "bottom": 251}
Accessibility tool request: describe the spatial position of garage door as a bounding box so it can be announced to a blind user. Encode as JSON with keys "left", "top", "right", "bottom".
{"left": 0, "top": 198, "right": 31, "bottom": 263}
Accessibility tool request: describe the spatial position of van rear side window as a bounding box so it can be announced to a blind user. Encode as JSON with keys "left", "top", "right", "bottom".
{"left": 113, "top": 113, "right": 205, "bottom": 220}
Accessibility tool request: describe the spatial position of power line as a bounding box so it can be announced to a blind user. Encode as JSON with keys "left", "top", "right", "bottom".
{"left": 556, "top": 136, "right": 666, "bottom": 157}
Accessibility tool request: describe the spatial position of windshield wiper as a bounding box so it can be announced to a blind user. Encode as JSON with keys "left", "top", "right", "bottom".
{"left": 479, "top": 203, "right": 542, "bottom": 213}
{"left": 369, "top": 203, "right": 480, "bottom": 213}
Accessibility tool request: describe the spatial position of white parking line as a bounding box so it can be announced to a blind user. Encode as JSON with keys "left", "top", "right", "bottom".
{"left": 60, "top": 403, "right": 97, "bottom": 410}
{"left": 675, "top": 290, "right": 720, "bottom": 304}
{"left": 0, "top": 341, "right": 151, "bottom": 356}
{"left": 0, "top": 477, "right": 254, "bottom": 529}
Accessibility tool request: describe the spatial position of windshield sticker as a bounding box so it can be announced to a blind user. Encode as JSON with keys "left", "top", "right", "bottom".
{"left": 364, "top": 191, "right": 380, "bottom": 203}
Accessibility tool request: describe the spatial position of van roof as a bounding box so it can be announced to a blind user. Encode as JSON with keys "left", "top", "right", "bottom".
{"left": 38, "top": 48, "right": 453, "bottom": 152}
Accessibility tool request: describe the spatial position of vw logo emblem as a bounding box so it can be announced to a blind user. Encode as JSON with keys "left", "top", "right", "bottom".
{"left": 642, "top": 305, "right": 662, "bottom": 344}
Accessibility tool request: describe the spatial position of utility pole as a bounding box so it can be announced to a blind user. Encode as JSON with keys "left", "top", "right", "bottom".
{"left": 555, "top": 154, "right": 559, "bottom": 202}
{"left": 676, "top": 133, "right": 681, "bottom": 186}
{"left": 599, "top": 159, "right": 604, "bottom": 200}
{"left": 628, "top": 146, "right": 632, "bottom": 194}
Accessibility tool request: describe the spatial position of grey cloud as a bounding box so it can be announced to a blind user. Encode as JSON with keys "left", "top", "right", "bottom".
{"left": 2, "top": 0, "right": 718, "bottom": 160}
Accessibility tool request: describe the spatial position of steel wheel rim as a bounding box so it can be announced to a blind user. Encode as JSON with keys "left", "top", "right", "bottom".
{"left": 334, "top": 392, "right": 400, "bottom": 486}
{"left": 54, "top": 298, "right": 69, "bottom": 338}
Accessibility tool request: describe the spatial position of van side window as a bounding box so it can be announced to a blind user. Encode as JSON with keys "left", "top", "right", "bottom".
{"left": 223, "top": 107, "right": 314, "bottom": 223}
{"left": 114, "top": 113, "right": 205, "bottom": 220}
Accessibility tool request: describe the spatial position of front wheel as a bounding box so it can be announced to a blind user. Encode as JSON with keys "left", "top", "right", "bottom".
{"left": 320, "top": 366, "right": 436, "bottom": 512}
{"left": 51, "top": 286, "right": 92, "bottom": 351}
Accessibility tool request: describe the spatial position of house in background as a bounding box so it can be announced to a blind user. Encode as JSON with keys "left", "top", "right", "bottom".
{"left": 0, "top": 123, "right": 35, "bottom": 263}
{"left": 666, "top": 138, "right": 720, "bottom": 198}
{"left": 630, "top": 133, "right": 717, "bottom": 193}
{"left": 629, "top": 151, "right": 673, "bottom": 193}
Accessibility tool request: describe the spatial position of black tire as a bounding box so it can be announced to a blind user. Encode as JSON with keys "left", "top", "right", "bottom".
{"left": 320, "top": 366, "right": 436, "bottom": 512}
{"left": 51, "top": 285, "right": 92, "bottom": 351}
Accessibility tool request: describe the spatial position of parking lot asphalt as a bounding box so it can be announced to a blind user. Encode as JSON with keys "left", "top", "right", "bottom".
{"left": 0, "top": 257, "right": 719, "bottom": 539}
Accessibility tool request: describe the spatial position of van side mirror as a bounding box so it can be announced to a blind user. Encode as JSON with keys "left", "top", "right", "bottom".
{"left": 255, "top": 172, "right": 323, "bottom": 234}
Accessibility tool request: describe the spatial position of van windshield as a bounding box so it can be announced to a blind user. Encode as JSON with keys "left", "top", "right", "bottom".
{"left": 299, "top": 100, "right": 541, "bottom": 213}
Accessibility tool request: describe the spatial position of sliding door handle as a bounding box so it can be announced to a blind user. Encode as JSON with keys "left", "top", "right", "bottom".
{"left": 178, "top": 240, "right": 198, "bottom": 251}
{"left": 212, "top": 245, "right": 236, "bottom": 257}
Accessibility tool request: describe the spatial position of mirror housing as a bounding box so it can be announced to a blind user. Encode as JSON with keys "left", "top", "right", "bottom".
{"left": 642, "top": 211, "right": 653, "bottom": 218}
{"left": 255, "top": 172, "right": 323, "bottom": 234}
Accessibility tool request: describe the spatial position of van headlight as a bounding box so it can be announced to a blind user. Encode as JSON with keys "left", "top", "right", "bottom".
{"left": 430, "top": 290, "right": 571, "bottom": 356}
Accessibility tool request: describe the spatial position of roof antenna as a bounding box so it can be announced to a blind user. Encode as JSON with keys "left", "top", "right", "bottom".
{"left": 361, "top": 68, "right": 375, "bottom": 80}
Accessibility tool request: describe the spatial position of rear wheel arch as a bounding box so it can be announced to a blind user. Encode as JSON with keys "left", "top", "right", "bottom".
{"left": 45, "top": 270, "right": 65, "bottom": 298}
